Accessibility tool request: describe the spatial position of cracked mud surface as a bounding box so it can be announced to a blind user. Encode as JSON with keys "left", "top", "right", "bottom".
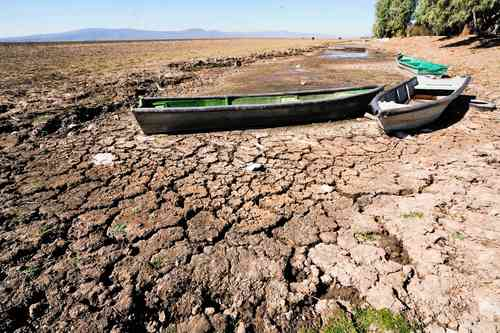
{"left": 1, "top": 38, "right": 500, "bottom": 332}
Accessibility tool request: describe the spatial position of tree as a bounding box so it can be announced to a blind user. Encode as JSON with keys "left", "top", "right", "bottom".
{"left": 465, "top": 0, "right": 500, "bottom": 33}
{"left": 388, "top": 0, "right": 417, "bottom": 36}
{"left": 374, "top": 0, "right": 392, "bottom": 38}
{"left": 415, "top": 0, "right": 500, "bottom": 35}
{"left": 373, "top": 0, "right": 417, "bottom": 38}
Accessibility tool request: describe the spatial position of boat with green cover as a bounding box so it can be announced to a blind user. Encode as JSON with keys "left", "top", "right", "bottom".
{"left": 397, "top": 54, "right": 448, "bottom": 77}
{"left": 133, "top": 86, "right": 383, "bottom": 134}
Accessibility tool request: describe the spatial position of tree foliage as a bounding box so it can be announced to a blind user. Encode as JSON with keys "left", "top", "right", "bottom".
{"left": 374, "top": 0, "right": 500, "bottom": 37}
{"left": 374, "top": 0, "right": 391, "bottom": 38}
{"left": 373, "top": 0, "right": 417, "bottom": 37}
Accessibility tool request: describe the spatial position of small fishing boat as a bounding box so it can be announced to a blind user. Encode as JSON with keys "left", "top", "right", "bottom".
{"left": 370, "top": 76, "right": 471, "bottom": 133}
{"left": 133, "top": 86, "right": 383, "bottom": 134}
{"left": 397, "top": 54, "right": 448, "bottom": 77}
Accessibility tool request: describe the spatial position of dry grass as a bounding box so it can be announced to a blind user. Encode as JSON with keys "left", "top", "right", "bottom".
{"left": 0, "top": 39, "right": 328, "bottom": 79}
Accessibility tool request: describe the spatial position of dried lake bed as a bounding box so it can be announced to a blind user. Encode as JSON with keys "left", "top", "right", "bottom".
{"left": 0, "top": 37, "right": 499, "bottom": 332}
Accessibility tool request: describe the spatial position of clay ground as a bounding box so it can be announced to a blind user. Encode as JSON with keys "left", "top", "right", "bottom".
{"left": 0, "top": 37, "right": 499, "bottom": 332}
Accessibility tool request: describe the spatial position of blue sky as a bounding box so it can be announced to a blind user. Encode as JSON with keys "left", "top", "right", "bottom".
{"left": 0, "top": 0, "right": 376, "bottom": 38}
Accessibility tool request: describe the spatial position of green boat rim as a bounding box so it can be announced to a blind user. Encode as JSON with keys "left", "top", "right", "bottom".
{"left": 135, "top": 85, "right": 383, "bottom": 112}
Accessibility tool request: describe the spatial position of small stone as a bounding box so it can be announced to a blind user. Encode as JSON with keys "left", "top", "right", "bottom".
{"left": 245, "top": 163, "right": 265, "bottom": 172}
{"left": 110, "top": 325, "right": 121, "bottom": 333}
{"left": 315, "top": 299, "right": 341, "bottom": 322}
{"left": 319, "top": 232, "right": 338, "bottom": 244}
{"left": 209, "top": 313, "right": 228, "bottom": 332}
{"left": 223, "top": 309, "right": 236, "bottom": 318}
{"left": 309, "top": 244, "right": 342, "bottom": 272}
{"left": 204, "top": 307, "right": 216, "bottom": 316}
{"left": 319, "top": 185, "right": 335, "bottom": 194}
{"left": 192, "top": 304, "right": 201, "bottom": 315}
{"left": 29, "top": 302, "right": 43, "bottom": 318}
{"left": 158, "top": 311, "right": 166, "bottom": 322}
{"left": 350, "top": 244, "right": 386, "bottom": 265}
{"left": 320, "top": 274, "right": 333, "bottom": 284}
{"left": 236, "top": 321, "right": 246, "bottom": 333}
{"left": 92, "top": 153, "right": 115, "bottom": 166}
{"left": 448, "top": 320, "right": 459, "bottom": 330}
{"left": 146, "top": 321, "right": 157, "bottom": 333}
{"left": 365, "top": 282, "right": 405, "bottom": 313}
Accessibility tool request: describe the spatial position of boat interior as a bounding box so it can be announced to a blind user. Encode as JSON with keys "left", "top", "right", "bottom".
{"left": 140, "top": 88, "right": 375, "bottom": 109}
{"left": 378, "top": 76, "right": 467, "bottom": 111}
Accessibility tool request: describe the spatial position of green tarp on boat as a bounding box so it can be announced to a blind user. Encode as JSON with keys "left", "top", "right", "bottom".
{"left": 397, "top": 54, "right": 448, "bottom": 76}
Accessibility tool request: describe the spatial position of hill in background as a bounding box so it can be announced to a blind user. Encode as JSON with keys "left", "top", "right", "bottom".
{"left": 0, "top": 28, "right": 323, "bottom": 42}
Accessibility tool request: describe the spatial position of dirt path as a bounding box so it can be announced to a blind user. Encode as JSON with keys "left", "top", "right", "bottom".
{"left": 0, "top": 39, "right": 499, "bottom": 332}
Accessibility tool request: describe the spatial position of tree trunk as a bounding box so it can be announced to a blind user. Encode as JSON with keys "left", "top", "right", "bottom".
{"left": 473, "top": 10, "right": 478, "bottom": 33}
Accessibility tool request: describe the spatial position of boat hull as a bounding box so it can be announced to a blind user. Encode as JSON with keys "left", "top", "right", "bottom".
{"left": 377, "top": 102, "right": 449, "bottom": 132}
{"left": 133, "top": 86, "right": 383, "bottom": 134}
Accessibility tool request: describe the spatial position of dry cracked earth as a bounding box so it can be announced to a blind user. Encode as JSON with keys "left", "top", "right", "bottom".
{"left": 0, "top": 39, "right": 499, "bottom": 333}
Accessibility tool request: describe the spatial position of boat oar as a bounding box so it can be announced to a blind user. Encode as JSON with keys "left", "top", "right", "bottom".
{"left": 470, "top": 99, "right": 497, "bottom": 110}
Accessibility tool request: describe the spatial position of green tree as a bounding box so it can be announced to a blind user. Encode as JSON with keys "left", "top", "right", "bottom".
{"left": 388, "top": 0, "right": 417, "bottom": 36}
{"left": 465, "top": 0, "right": 500, "bottom": 33}
{"left": 373, "top": 0, "right": 417, "bottom": 37}
{"left": 374, "top": 0, "right": 392, "bottom": 38}
{"left": 415, "top": 0, "right": 500, "bottom": 35}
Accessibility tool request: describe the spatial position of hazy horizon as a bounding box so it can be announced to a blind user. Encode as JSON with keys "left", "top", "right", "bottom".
{"left": 0, "top": 0, "right": 376, "bottom": 39}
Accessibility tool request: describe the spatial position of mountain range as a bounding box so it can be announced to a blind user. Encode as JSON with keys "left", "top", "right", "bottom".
{"left": 0, "top": 28, "right": 322, "bottom": 43}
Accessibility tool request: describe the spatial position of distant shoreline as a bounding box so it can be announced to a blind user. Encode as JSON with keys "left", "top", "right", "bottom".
{"left": 0, "top": 37, "right": 336, "bottom": 46}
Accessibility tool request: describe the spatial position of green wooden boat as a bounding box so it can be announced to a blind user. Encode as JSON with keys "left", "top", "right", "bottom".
{"left": 397, "top": 54, "right": 448, "bottom": 77}
{"left": 133, "top": 86, "right": 383, "bottom": 134}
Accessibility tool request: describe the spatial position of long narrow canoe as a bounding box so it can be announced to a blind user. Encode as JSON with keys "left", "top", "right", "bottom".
{"left": 370, "top": 76, "right": 471, "bottom": 133}
{"left": 397, "top": 54, "right": 448, "bottom": 77}
{"left": 133, "top": 86, "right": 383, "bottom": 134}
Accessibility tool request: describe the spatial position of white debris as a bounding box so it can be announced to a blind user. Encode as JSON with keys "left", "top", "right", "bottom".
{"left": 379, "top": 101, "right": 407, "bottom": 110}
{"left": 204, "top": 307, "right": 216, "bottom": 316}
{"left": 86, "top": 124, "right": 96, "bottom": 132}
{"left": 92, "top": 153, "right": 115, "bottom": 166}
{"left": 245, "top": 163, "right": 265, "bottom": 172}
{"left": 319, "top": 185, "right": 335, "bottom": 194}
{"left": 393, "top": 131, "right": 414, "bottom": 140}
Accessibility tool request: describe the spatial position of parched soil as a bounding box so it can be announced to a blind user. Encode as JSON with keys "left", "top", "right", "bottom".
{"left": 0, "top": 37, "right": 499, "bottom": 333}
